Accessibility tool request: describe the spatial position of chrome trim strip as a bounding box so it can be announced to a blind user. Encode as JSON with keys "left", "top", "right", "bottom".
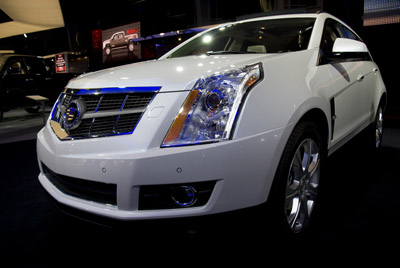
{"left": 82, "top": 107, "right": 146, "bottom": 119}
{"left": 65, "top": 86, "right": 161, "bottom": 95}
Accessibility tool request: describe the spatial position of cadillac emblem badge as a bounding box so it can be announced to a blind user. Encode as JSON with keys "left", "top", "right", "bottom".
{"left": 62, "top": 99, "right": 86, "bottom": 131}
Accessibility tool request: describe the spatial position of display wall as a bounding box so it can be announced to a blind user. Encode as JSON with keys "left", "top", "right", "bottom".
{"left": 364, "top": 0, "right": 400, "bottom": 26}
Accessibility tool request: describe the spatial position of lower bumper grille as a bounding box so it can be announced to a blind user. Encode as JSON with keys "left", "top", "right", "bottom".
{"left": 41, "top": 163, "right": 117, "bottom": 206}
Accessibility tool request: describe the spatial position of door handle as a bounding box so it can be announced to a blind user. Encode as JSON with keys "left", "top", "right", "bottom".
{"left": 357, "top": 74, "right": 364, "bottom": 82}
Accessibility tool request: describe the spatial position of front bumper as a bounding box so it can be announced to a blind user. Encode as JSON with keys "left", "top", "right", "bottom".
{"left": 37, "top": 118, "right": 287, "bottom": 221}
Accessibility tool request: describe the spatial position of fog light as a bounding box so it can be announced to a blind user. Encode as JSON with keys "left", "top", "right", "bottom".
{"left": 171, "top": 186, "right": 197, "bottom": 207}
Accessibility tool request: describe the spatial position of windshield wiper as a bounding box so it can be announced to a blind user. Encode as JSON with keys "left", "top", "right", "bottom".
{"left": 205, "top": 51, "right": 256, "bottom": 56}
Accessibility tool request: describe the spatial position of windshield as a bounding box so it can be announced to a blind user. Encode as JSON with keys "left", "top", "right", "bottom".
{"left": 168, "top": 18, "right": 316, "bottom": 58}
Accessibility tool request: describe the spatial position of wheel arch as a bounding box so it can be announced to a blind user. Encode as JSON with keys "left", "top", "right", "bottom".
{"left": 262, "top": 106, "right": 330, "bottom": 203}
{"left": 296, "top": 108, "right": 330, "bottom": 150}
{"left": 380, "top": 92, "right": 387, "bottom": 111}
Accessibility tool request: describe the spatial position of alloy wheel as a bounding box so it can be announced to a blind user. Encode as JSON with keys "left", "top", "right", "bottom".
{"left": 375, "top": 107, "right": 384, "bottom": 148}
{"left": 285, "top": 138, "right": 320, "bottom": 233}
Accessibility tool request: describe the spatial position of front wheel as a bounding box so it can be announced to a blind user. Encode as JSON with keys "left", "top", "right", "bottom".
{"left": 105, "top": 45, "right": 111, "bottom": 55}
{"left": 269, "top": 121, "right": 325, "bottom": 235}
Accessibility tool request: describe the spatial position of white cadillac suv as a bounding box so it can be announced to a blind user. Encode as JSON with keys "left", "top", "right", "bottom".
{"left": 37, "top": 12, "right": 386, "bottom": 234}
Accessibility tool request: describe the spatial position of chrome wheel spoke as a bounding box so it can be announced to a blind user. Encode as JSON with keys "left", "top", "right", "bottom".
{"left": 306, "top": 199, "right": 315, "bottom": 217}
{"left": 305, "top": 183, "right": 318, "bottom": 197}
{"left": 290, "top": 198, "right": 309, "bottom": 232}
{"left": 286, "top": 182, "right": 299, "bottom": 198}
{"left": 287, "top": 197, "right": 300, "bottom": 228}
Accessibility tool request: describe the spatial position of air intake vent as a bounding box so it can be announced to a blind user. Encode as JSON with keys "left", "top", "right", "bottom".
{"left": 42, "top": 163, "right": 117, "bottom": 206}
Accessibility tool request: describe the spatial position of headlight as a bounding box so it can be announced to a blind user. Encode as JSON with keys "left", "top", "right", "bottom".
{"left": 162, "top": 63, "right": 262, "bottom": 147}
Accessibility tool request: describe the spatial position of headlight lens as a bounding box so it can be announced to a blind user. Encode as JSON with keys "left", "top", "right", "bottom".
{"left": 162, "top": 63, "right": 262, "bottom": 147}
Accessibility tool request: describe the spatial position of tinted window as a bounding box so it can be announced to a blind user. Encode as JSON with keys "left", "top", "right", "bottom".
{"left": 4, "top": 57, "right": 27, "bottom": 75}
{"left": 24, "top": 57, "right": 49, "bottom": 75}
{"left": 337, "top": 24, "right": 360, "bottom": 41}
{"left": 168, "top": 18, "right": 316, "bottom": 58}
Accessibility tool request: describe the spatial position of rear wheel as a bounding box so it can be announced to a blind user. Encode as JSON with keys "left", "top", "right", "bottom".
{"left": 128, "top": 41, "right": 134, "bottom": 52}
{"left": 374, "top": 105, "right": 384, "bottom": 149}
{"left": 363, "top": 103, "right": 384, "bottom": 151}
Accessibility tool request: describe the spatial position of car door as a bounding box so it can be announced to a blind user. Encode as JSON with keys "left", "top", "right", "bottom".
{"left": 117, "top": 33, "right": 126, "bottom": 47}
{"left": 319, "top": 19, "right": 373, "bottom": 144}
{"left": 110, "top": 33, "right": 119, "bottom": 48}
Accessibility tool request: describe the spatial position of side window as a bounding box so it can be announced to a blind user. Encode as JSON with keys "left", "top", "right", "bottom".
{"left": 321, "top": 19, "right": 341, "bottom": 53}
{"left": 319, "top": 19, "right": 369, "bottom": 65}
{"left": 4, "top": 57, "right": 27, "bottom": 76}
{"left": 24, "top": 57, "right": 48, "bottom": 75}
{"left": 321, "top": 19, "right": 362, "bottom": 53}
{"left": 337, "top": 24, "right": 361, "bottom": 42}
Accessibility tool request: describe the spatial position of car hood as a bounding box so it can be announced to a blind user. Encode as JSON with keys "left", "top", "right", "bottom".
{"left": 67, "top": 54, "right": 269, "bottom": 92}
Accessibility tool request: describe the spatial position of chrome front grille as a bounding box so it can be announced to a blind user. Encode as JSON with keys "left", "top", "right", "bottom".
{"left": 50, "top": 87, "right": 159, "bottom": 140}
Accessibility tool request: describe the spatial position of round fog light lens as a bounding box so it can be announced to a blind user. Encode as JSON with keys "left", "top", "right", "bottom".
{"left": 171, "top": 186, "right": 197, "bottom": 207}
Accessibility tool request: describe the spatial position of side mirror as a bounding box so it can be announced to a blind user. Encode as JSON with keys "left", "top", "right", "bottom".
{"left": 320, "top": 38, "right": 371, "bottom": 65}
{"left": 332, "top": 38, "right": 368, "bottom": 53}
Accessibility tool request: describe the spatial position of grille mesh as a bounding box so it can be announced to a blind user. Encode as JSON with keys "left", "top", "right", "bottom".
{"left": 51, "top": 90, "right": 155, "bottom": 139}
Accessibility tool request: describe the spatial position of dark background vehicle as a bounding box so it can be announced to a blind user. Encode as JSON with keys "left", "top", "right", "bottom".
{"left": 0, "top": 54, "right": 76, "bottom": 122}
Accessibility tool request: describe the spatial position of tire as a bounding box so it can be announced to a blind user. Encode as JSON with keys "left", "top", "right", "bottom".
{"left": 362, "top": 103, "right": 384, "bottom": 151}
{"left": 0, "top": 106, "right": 3, "bottom": 122}
{"left": 105, "top": 45, "right": 111, "bottom": 55}
{"left": 128, "top": 41, "right": 134, "bottom": 52}
{"left": 373, "top": 105, "right": 384, "bottom": 149}
{"left": 268, "top": 121, "right": 325, "bottom": 235}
